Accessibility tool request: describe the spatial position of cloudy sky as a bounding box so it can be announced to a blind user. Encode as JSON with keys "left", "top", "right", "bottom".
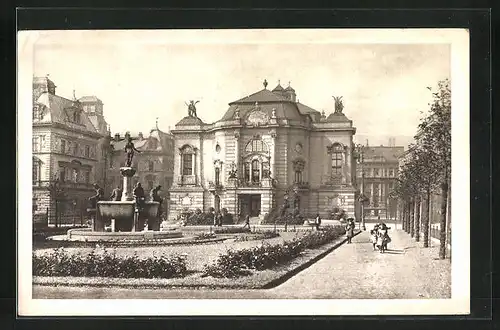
{"left": 26, "top": 29, "right": 451, "bottom": 147}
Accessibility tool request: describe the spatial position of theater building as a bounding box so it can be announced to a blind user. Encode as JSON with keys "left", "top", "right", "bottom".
{"left": 169, "top": 80, "right": 359, "bottom": 221}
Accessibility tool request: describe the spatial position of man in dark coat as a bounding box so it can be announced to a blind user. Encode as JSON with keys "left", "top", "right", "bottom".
{"left": 109, "top": 186, "right": 123, "bottom": 201}
{"left": 133, "top": 182, "right": 146, "bottom": 211}
{"left": 88, "top": 183, "right": 104, "bottom": 208}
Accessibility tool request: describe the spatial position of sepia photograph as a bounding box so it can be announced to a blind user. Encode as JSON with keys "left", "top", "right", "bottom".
{"left": 18, "top": 28, "right": 470, "bottom": 316}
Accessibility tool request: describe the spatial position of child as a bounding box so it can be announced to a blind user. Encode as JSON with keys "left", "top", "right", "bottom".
{"left": 370, "top": 224, "right": 379, "bottom": 251}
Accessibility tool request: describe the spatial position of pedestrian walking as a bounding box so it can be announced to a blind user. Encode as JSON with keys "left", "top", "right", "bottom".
{"left": 370, "top": 224, "right": 379, "bottom": 251}
{"left": 345, "top": 218, "right": 355, "bottom": 244}
{"left": 243, "top": 213, "right": 250, "bottom": 229}
{"left": 315, "top": 213, "right": 321, "bottom": 231}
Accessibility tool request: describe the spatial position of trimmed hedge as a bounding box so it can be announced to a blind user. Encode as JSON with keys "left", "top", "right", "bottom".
{"left": 234, "top": 230, "right": 280, "bottom": 242}
{"left": 202, "top": 225, "right": 346, "bottom": 278}
{"left": 213, "top": 227, "right": 251, "bottom": 234}
{"left": 33, "top": 248, "right": 187, "bottom": 279}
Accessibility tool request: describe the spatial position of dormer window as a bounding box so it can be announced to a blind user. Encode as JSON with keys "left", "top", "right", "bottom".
{"left": 33, "top": 105, "right": 40, "bottom": 120}
{"left": 73, "top": 110, "right": 81, "bottom": 123}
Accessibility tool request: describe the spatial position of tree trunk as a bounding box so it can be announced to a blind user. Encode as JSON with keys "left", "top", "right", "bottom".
{"left": 401, "top": 202, "right": 408, "bottom": 232}
{"left": 55, "top": 199, "right": 58, "bottom": 228}
{"left": 401, "top": 203, "right": 406, "bottom": 231}
{"left": 405, "top": 202, "right": 411, "bottom": 233}
{"left": 415, "top": 195, "right": 421, "bottom": 242}
{"left": 446, "top": 181, "right": 452, "bottom": 261}
{"left": 422, "top": 189, "right": 430, "bottom": 247}
{"left": 439, "top": 173, "right": 449, "bottom": 259}
{"left": 409, "top": 199, "right": 415, "bottom": 237}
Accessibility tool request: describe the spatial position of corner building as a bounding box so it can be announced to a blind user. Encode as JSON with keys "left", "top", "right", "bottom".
{"left": 169, "top": 82, "right": 358, "bottom": 221}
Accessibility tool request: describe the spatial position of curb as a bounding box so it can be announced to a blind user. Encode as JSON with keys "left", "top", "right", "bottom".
{"left": 260, "top": 230, "right": 362, "bottom": 289}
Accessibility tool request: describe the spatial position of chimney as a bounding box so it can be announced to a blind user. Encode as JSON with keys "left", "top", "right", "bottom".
{"left": 114, "top": 133, "right": 120, "bottom": 141}
{"left": 138, "top": 132, "right": 143, "bottom": 140}
{"left": 366, "top": 139, "right": 369, "bottom": 147}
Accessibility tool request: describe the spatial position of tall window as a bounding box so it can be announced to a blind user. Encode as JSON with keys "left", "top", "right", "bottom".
{"left": 84, "top": 171, "right": 90, "bottom": 184}
{"left": 180, "top": 145, "right": 195, "bottom": 176}
{"left": 84, "top": 145, "right": 90, "bottom": 158}
{"left": 60, "top": 140, "right": 66, "bottom": 154}
{"left": 215, "top": 167, "right": 220, "bottom": 185}
{"left": 293, "top": 158, "right": 305, "bottom": 183}
{"left": 329, "top": 144, "right": 343, "bottom": 175}
{"left": 374, "top": 168, "right": 379, "bottom": 177}
{"left": 73, "top": 142, "right": 79, "bottom": 155}
{"left": 32, "top": 158, "right": 41, "bottom": 184}
{"left": 59, "top": 166, "right": 66, "bottom": 182}
{"left": 251, "top": 159, "right": 259, "bottom": 183}
{"left": 244, "top": 163, "right": 250, "bottom": 182}
{"left": 32, "top": 137, "right": 39, "bottom": 152}
{"left": 148, "top": 161, "right": 154, "bottom": 171}
{"left": 295, "top": 170, "right": 303, "bottom": 183}
{"left": 182, "top": 154, "right": 193, "bottom": 175}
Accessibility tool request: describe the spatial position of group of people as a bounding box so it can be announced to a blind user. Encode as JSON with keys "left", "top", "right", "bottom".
{"left": 370, "top": 222, "right": 392, "bottom": 253}
{"left": 88, "top": 182, "right": 164, "bottom": 217}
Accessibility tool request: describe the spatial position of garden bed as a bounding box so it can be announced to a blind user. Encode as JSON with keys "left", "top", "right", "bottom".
{"left": 33, "top": 228, "right": 358, "bottom": 289}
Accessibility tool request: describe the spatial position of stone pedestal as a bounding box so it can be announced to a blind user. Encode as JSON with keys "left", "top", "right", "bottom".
{"left": 120, "top": 167, "right": 136, "bottom": 201}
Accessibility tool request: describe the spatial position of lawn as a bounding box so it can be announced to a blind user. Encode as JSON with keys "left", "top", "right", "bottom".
{"left": 34, "top": 231, "right": 304, "bottom": 271}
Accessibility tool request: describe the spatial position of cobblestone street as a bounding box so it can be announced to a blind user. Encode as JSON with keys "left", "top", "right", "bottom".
{"left": 33, "top": 226, "right": 451, "bottom": 299}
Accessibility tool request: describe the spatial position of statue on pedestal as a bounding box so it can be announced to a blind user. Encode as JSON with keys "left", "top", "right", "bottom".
{"left": 333, "top": 96, "right": 344, "bottom": 114}
{"left": 88, "top": 183, "right": 104, "bottom": 209}
{"left": 185, "top": 100, "right": 200, "bottom": 117}
{"left": 124, "top": 134, "right": 141, "bottom": 167}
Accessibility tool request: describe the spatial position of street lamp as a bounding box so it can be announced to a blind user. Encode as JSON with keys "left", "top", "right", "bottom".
{"left": 355, "top": 143, "right": 367, "bottom": 231}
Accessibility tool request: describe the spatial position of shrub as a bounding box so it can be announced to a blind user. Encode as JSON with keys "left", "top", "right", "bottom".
{"left": 33, "top": 248, "right": 188, "bottom": 279}
{"left": 195, "top": 232, "right": 217, "bottom": 240}
{"left": 203, "top": 225, "right": 346, "bottom": 278}
{"left": 234, "top": 230, "right": 279, "bottom": 242}
{"left": 213, "top": 227, "right": 250, "bottom": 234}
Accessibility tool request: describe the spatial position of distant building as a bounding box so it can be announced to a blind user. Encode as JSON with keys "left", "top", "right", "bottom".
{"left": 356, "top": 143, "right": 405, "bottom": 219}
{"left": 169, "top": 80, "right": 358, "bottom": 221}
{"left": 107, "top": 127, "right": 175, "bottom": 212}
{"left": 32, "top": 76, "right": 109, "bottom": 225}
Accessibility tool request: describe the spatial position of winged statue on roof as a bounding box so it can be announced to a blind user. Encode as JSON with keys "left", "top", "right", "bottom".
{"left": 332, "top": 96, "right": 344, "bottom": 114}
{"left": 185, "top": 100, "right": 200, "bottom": 117}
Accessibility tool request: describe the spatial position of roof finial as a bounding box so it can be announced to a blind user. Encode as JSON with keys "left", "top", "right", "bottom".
{"left": 263, "top": 79, "right": 268, "bottom": 89}
{"left": 288, "top": 81, "right": 291, "bottom": 87}
{"left": 278, "top": 79, "right": 281, "bottom": 85}
{"left": 156, "top": 117, "right": 159, "bottom": 130}
{"left": 73, "top": 89, "right": 76, "bottom": 100}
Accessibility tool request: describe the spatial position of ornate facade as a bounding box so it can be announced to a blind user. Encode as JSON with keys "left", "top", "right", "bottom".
{"left": 32, "top": 76, "right": 109, "bottom": 225}
{"left": 169, "top": 81, "right": 359, "bottom": 221}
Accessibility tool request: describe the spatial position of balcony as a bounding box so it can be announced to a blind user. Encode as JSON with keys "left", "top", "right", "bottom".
{"left": 207, "top": 181, "right": 223, "bottom": 194}
{"left": 177, "top": 175, "right": 197, "bottom": 186}
{"left": 292, "top": 181, "right": 310, "bottom": 190}
{"left": 320, "top": 175, "right": 350, "bottom": 188}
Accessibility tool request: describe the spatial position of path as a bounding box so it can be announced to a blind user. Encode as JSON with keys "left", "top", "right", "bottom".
{"left": 33, "top": 226, "right": 450, "bottom": 299}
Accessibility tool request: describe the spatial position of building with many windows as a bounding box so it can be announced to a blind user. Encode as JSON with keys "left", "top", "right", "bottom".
{"left": 169, "top": 80, "right": 359, "bottom": 221}
{"left": 32, "top": 76, "right": 109, "bottom": 225}
{"left": 107, "top": 126, "right": 175, "bottom": 209}
{"left": 356, "top": 144, "right": 405, "bottom": 219}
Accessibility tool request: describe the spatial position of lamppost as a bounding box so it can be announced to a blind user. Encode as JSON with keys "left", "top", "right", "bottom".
{"left": 355, "top": 143, "right": 367, "bottom": 231}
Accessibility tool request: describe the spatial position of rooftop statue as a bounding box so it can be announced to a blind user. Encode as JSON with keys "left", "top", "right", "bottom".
{"left": 333, "top": 96, "right": 344, "bottom": 114}
{"left": 185, "top": 100, "right": 200, "bottom": 117}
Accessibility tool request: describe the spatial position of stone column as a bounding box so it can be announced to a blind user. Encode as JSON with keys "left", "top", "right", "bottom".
{"left": 195, "top": 148, "right": 200, "bottom": 185}
{"left": 346, "top": 147, "right": 352, "bottom": 185}
{"left": 270, "top": 131, "right": 276, "bottom": 180}
{"left": 370, "top": 183, "right": 374, "bottom": 206}
{"left": 234, "top": 131, "right": 240, "bottom": 171}
{"left": 120, "top": 167, "right": 136, "bottom": 201}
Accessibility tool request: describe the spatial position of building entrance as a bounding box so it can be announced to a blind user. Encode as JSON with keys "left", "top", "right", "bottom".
{"left": 239, "top": 194, "right": 261, "bottom": 217}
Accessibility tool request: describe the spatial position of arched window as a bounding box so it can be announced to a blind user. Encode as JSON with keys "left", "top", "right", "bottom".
{"left": 215, "top": 167, "right": 220, "bottom": 185}
{"left": 251, "top": 159, "right": 260, "bottom": 183}
{"left": 148, "top": 160, "right": 154, "bottom": 171}
{"left": 180, "top": 145, "right": 195, "bottom": 176}
{"left": 245, "top": 139, "right": 269, "bottom": 154}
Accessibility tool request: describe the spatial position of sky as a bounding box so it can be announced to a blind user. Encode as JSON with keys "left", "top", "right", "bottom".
{"left": 28, "top": 30, "right": 451, "bottom": 147}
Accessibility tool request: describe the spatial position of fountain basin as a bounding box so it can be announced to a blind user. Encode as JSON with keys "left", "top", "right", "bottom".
{"left": 66, "top": 227, "right": 183, "bottom": 242}
{"left": 96, "top": 201, "right": 161, "bottom": 232}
